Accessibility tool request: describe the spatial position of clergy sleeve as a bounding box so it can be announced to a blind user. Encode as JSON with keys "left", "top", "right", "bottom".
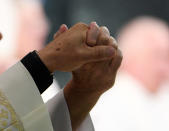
{"left": 0, "top": 62, "right": 53, "bottom": 130}
{"left": 21, "top": 51, "right": 53, "bottom": 94}
{"left": 46, "top": 90, "right": 95, "bottom": 131}
{"left": 21, "top": 51, "right": 94, "bottom": 131}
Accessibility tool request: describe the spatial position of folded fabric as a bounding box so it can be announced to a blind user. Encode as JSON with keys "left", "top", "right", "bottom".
{"left": 0, "top": 62, "right": 53, "bottom": 131}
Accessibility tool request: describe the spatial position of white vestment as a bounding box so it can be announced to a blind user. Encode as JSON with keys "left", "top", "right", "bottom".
{"left": 0, "top": 62, "right": 94, "bottom": 131}
{"left": 91, "top": 71, "right": 169, "bottom": 131}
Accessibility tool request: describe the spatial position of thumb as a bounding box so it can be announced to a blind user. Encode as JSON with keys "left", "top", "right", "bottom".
{"left": 53, "top": 24, "right": 68, "bottom": 39}
{"left": 86, "top": 22, "right": 100, "bottom": 46}
{"left": 86, "top": 46, "right": 116, "bottom": 62}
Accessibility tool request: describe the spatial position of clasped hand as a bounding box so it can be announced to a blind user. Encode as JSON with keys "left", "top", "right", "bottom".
{"left": 38, "top": 22, "right": 122, "bottom": 130}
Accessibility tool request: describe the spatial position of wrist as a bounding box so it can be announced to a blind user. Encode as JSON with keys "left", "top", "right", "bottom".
{"left": 64, "top": 79, "right": 102, "bottom": 101}
{"left": 70, "top": 76, "right": 107, "bottom": 95}
{"left": 21, "top": 51, "right": 53, "bottom": 93}
{"left": 37, "top": 47, "right": 55, "bottom": 73}
{"left": 64, "top": 80, "right": 101, "bottom": 130}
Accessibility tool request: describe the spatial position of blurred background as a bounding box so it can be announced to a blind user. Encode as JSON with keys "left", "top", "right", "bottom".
{"left": 1, "top": 0, "right": 169, "bottom": 130}
{"left": 45, "top": 0, "right": 169, "bottom": 88}
{"left": 1, "top": 0, "right": 169, "bottom": 88}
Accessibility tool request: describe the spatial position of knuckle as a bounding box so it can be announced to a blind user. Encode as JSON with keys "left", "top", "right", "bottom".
{"left": 115, "top": 50, "right": 123, "bottom": 68}
{"left": 75, "top": 22, "right": 88, "bottom": 30}
{"left": 76, "top": 48, "right": 84, "bottom": 56}
{"left": 110, "top": 36, "right": 118, "bottom": 49}
{"left": 111, "top": 49, "right": 123, "bottom": 70}
{"left": 76, "top": 22, "right": 85, "bottom": 25}
{"left": 98, "top": 35, "right": 109, "bottom": 45}
{"left": 100, "top": 26, "right": 110, "bottom": 35}
{"left": 95, "top": 48, "right": 103, "bottom": 58}
{"left": 117, "top": 49, "right": 123, "bottom": 61}
{"left": 77, "top": 48, "right": 89, "bottom": 61}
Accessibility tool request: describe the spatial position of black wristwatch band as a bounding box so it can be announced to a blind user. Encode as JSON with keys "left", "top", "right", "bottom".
{"left": 21, "top": 51, "right": 53, "bottom": 94}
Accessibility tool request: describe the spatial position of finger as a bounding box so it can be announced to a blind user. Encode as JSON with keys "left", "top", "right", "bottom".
{"left": 60, "top": 24, "right": 68, "bottom": 33}
{"left": 100, "top": 26, "right": 110, "bottom": 36}
{"left": 53, "top": 24, "right": 68, "bottom": 38}
{"left": 97, "top": 35, "right": 118, "bottom": 49}
{"left": 97, "top": 26, "right": 111, "bottom": 46}
{"left": 110, "top": 49, "right": 123, "bottom": 71}
{"left": 53, "top": 24, "right": 68, "bottom": 39}
{"left": 109, "top": 36, "right": 118, "bottom": 49}
{"left": 85, "top": 46, "right": 116, "bottom": 62}
{"left": 86, "top": 22, "right": 100, "bottom": 46}
{"left": 53, "top": 32, "right": 59, "bottom": 39}
{"left": 0, "top": 33, "right": 2, "bottom": 40}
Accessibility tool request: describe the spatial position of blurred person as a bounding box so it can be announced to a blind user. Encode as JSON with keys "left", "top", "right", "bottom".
{"left": 91, "top": 16, "right": 169, "bottom": 131}
{"left": 0, "top": 0, "right": 60, "bottom": 101}
{"left": 0, "top": 0, "right": 48, "bottom": 72}
{"left": 0, "top": 0, "right": 19, "bottom": 73}
{"left": 16, "top": 0, "right": 49, "bottom": 59}
{"left": 16, "top": 0, "right": 62, "bottom": 102}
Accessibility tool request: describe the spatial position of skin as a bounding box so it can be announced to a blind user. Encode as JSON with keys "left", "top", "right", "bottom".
{"left": 38, "top": 22, "right": 116, "bottom": 73}
{"left": 54, "top": 23, "right": 122, "bottom": 130}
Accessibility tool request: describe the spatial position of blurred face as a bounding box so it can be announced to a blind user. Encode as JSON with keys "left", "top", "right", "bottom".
{"left": 146, "top": 32, "right": 169, "bottom": 89}
{"left": 120, "top": 22, "right": 169, "bottom": 91}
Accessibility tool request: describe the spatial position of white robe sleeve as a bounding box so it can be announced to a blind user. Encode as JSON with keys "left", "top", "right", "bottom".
{"left": 46, "top": 90, "right": 95, "bottom": 131}
{"left": 0, "top": 62, "right": 53, "bottom": 131}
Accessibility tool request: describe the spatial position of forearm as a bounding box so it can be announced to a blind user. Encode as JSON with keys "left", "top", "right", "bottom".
{"left": 64, "top": 80, "right": 102, "bottom": 131}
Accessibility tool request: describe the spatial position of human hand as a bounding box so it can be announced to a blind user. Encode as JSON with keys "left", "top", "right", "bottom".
{"left": 38, "top": 22, "right": 115, "bottom": 73}
{"left": 63, "top": 24, "right": 122, "bottom": 130}
{"left": 69, "top": 26, "right": 122, "bottom": 95}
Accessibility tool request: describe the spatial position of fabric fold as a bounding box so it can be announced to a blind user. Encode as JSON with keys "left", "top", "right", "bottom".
{"left": 0, "top": 62, "right": 53, "bottom": 131}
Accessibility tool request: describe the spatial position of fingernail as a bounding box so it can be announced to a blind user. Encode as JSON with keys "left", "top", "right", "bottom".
{"left": 91, "top": 21, "right": 97, "bottom": 25}
{"left": 90, "top": 22, "right": 99, "bottom": 41}
{"left": 60, "top": 24, "right": 67, "bottom": 28}
{"left": 103, "top": 26, "right": 110, "bottom": 35}
{"left": 110, "top": 36, "right": 117, "bottom": 44}
{"left": 60, "top": 24, "right": 64, "bottom": 30}
{"left": 90, "top": 22, "right": 99, "bottom": 29}
{"left": 60, "top": 24, "right": 68, "bottom": 33}
{"left": 110, "top": 36, "right": 118, "bottom": 49}
{"left": 107, "top": 47, "right": 115, "bottom": 57}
